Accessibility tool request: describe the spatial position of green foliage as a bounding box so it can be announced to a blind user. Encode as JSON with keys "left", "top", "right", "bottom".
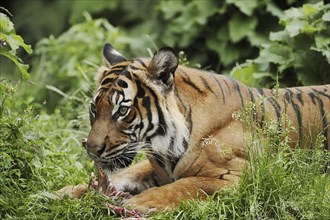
{"left": 0, "top": 12, "right": 97, "bottom": 219}
{"left": 9, "top": 0, "right": 317, "bottom": 76}
{"left": 0, "top": 77, "right": 95, "bottom": 217}
{"left": 0, "top": 11, "right": 32, "bottom": 79}
{"left": 25, "top": 13, "right": 132, "bottom": 111}
{"left": 231, "top": 2, "right": 330, "bottom": 87}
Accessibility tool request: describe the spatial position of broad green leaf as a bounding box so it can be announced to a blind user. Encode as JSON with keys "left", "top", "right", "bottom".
{"left": 259, "top": 43, "right": 293, "bottom": 68}
{"left": 226, "top": 0, "right": 258, "bottom": 16}
{"left": 231, "top": 63, "right": 259, "bottom": 87}
{"left": 10, "top": 34, "right": 33, "bottom": 54}
{"left": 285, "top": 19, "right": 306, "bottom": 37}
{"left": 0, "top": 49, "right": 30, "bottom": 79}
{"left": 266, "top": 3, "right": 282, "bottom": 17}
{"left": 270, "top": 30, "right": 289, "bottom": 42}
{"left": 301, "top": 24, "right": 318, "bottom": 34}
{"left": 4, "top": 34, "right": 19, "bottom": 51}
{"left": 314, "top": 33, "right": 330, "bottom": 49}
{"left": 282, "top": 8, "right": 304, "bottom": 21}
{"left": 247, "top": 31, "right": 269, "bottom": 47}
{"left": 322, "top": 11, "right": 330, "bottom": 21}
{"left": 312, "top": 35, "right": 330, "bottom": 63}
{"left": 229, "top": 14, "right": 257, "bottom": 43}
{"left": 0, "top": 12, "right": 14, "bottom": 34}
{"left": 302, "top": 4, "right": 317, "bottom": 16}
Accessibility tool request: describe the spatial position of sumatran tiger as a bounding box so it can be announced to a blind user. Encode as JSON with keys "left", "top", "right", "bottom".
{"left": 61, "top": 43, "right": 330, "bottom": 213}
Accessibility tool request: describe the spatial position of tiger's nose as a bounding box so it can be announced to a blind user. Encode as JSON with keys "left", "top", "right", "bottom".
{"left": 85, "top": 138, "right": 107, "bottom": 158}
{"left": 96, "top": 143, "right": 106, "bottom": 156}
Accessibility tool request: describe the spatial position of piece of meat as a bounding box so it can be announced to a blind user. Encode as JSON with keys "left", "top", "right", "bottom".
{"left": 88, "top": 170, "right": 145, "bottom": 218}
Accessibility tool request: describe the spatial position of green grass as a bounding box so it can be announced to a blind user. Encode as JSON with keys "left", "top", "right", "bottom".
{"left": 1, "top": 81, "right": 329, "bottom": 219}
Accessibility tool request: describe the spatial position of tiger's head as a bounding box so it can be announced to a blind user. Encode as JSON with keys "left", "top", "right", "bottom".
{"left": 86, "top": 43, "right": 189, "bottom": 172}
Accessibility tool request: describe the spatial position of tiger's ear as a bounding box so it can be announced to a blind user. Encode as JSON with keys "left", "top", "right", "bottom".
{"left": 148, "top": 47, "right": 179, "bottom": 90}
{"left": 103, "top": 43, "right": 127, "bottom": 67}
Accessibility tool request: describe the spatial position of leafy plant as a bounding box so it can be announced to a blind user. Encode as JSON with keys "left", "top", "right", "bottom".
{"left": 23, "top": 12, "right": 132, "bottom": 111}
{"left": 231, "top": 2, "right": 330, "bottom": 87}
{"left": 0, "top": 10, "right": 94, "bottom": 219}
{"left": 0, "top": 11, "right": 32, "bottom": 80}
{"left": 8, "top": 0, "right": 317, "bottom": 75}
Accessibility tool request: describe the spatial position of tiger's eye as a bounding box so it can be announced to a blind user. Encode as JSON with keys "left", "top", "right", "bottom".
{"left": 119, "top": 106, "right": 129, "bottom": 115}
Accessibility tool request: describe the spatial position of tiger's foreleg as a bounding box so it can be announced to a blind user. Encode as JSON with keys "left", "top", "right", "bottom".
{"left": 125, "top": 176, "right": 230, "bottom": 213}
{"left": 125, "top": 121, "right": 250, "bottom": 213}
{"left": 111, "top": 160, "right": 164, "bottom": 195}
{"left": 56, "top": 160, "right": 160, "bottom": 199}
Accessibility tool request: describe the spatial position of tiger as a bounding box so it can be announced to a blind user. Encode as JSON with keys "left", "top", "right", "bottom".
{"left": 61, "top": 43, "right": 330, "bottom": 213}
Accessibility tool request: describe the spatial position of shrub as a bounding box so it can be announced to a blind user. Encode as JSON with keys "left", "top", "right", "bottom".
{"left": 231, "top": 2, "right": 330, "bottom": 87}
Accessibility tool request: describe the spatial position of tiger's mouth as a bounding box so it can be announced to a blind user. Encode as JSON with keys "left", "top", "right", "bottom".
{"left": 82, "top": 138, "right": 139, "bottom": 172}
{"left": 98, "top": 151, "right": 137, "bottom": 172}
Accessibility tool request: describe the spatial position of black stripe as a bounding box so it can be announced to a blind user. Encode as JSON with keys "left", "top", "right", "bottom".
{"left": 296, "top": 93, "right": 304, "bottom": 105}
{"left": 285, "top": 88, "right": 303, "bottom": 144}
{"left": 129, "top": 65, "right": 144, "bottom": 71}
{"left": 285, "top": 89, "right": 293, "bottom": 103}
{"left": 187, "top": 106, "right": 193, "bottom": 134}
{"left": 170, "top": 156, "right": 180, "bottom": 173}
{"left": 223, "top": 78, "right": 231, "bottom": 94}
{"left": 135, "top": 79, "right": 146, "bottom": 98}
{"left": 108, "top": 68, "right": 125, "bottom": 75}
{"left": 108, "top": 145, "right": 125, "bottom": 158}
{"left": 135, "top": 58, "right": 148, "bottom": 68}
{"left": 133, "top": 94, "right": 144, "bottom": 140}
{"left": 200, "top": 76, "right": 215, "bottom": 95}
{"left": 115, "top": 90, "right": 125, "bottom": 105}
{"left": 292, "top": 102, "right": 303, "bottom": 146}
{"left": 101, "top": 77, "right": 115, "bottom": 86}
{"left": 212, "top": 74, "right": 226, "bottom": 103}
{"left": 148, "top": 87, "right": 167, "bottom": 136}
{"left": 142, "top": 96, "right": 154, "bottom": 133}
{"left": 113, "top": 62, "right": 131, "bottom": 69}
{"left": 121, "top": 69, "right": 132, "bottom": 80}
{"left": 313, "top": 89, "right": 330, "bottom": 99}
{"left": 175, "top": 89, "right": 187, "bottom": 112}
{"left": 95, "top": 90, "right": 105, "bottom": 105}
{"left": 228, "top": 78, "right": 244, "bottom": 106}
{"left": 308, "top": 92, "right": 318, "bottom": 105}
{"left": 257, "top": 88, "right": 265, "bottom": 96}
{"left": 116, "top": 79, "right": 128, "bottom": 88}
{"left": 152, "top": 152, "right": 165, "bottom": 169}
{"left": 169, "top": 135, "right": 175, "bottom": 152}
{"left": 182, "top": 75, "right": 204, "bottom": 94}
{"left": 267, "top": 97, "right": 281, "bottom": 125}
{"left": 248, "top": 88, "right": 257, "bottom": 122}
{"left": 315, "top": 93, "right": 328, "bottom": 150}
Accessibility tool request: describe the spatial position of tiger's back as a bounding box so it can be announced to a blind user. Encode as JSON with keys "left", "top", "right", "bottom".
{"left": 174, "top": 65, "right": 330, "bottom": 151}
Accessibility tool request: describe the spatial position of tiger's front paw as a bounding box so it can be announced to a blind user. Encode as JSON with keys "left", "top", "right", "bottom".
{"left": 125, "top": 196, "right": 171, "bottom": 214}
{"left": 124, "top": 188, "right": 176, "bottom": 213}
{"left": 56, "top": 184, "right": 87, "bottom": 199}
